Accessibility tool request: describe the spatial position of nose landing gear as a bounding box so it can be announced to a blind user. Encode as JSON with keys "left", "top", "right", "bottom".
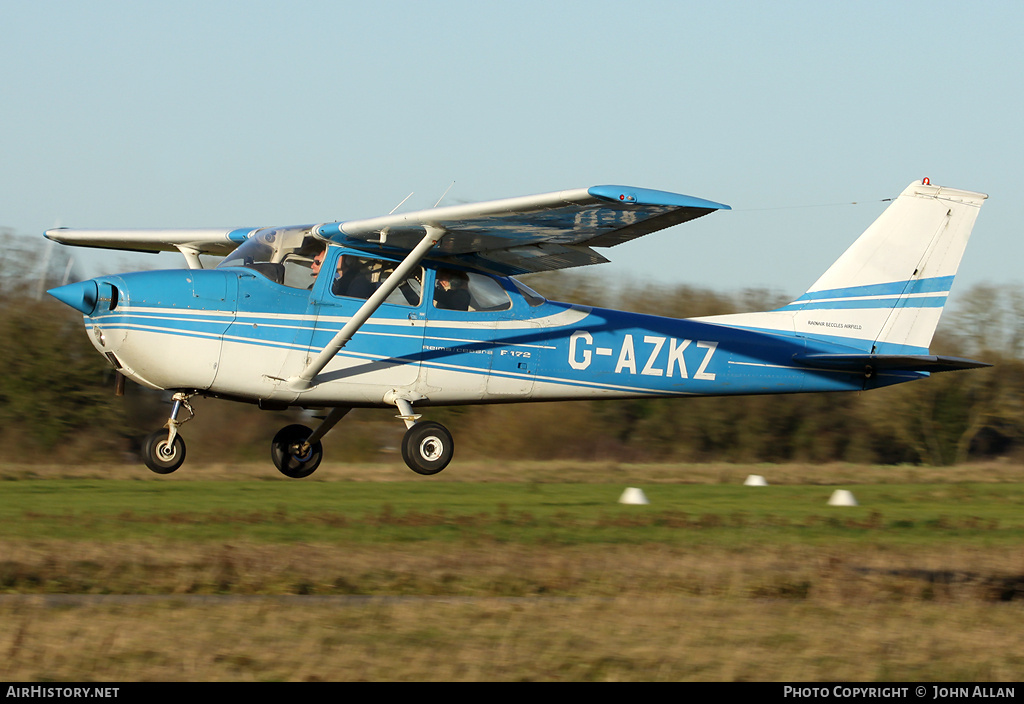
{"left": 141, "top": 392, "right": 194, "bottom": 474}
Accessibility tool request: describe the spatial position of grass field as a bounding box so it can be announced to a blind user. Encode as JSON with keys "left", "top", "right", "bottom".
{"left": 1, "top": 460, "right": 1023, "bottom": 681}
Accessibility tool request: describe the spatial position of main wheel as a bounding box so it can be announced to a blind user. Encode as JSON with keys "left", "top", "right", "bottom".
{"left": 271, "top": 424, "right": 323, "bottom": 478}
{"left": 401, "top": 421, "right": 454, "bottom": 475}
{"left": 142, "top": 429, "right": 186, "bottom": 474}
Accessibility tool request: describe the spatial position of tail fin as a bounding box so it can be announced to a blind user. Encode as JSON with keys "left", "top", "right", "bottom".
{"left": 696, "top": 179, "right": 988, "bottom": 354}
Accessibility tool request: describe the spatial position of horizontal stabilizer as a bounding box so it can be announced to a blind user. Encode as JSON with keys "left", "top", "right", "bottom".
{"left": 793, "top": 353, "right": 991, "bottom": 374}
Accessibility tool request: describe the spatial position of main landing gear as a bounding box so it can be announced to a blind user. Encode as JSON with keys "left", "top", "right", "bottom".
{"left": 141, "top": 393, "right": 455, "bottom": 478}
{"left": 269, "top": 407, "right": 350, "bottom": 478}
{"left": 394, "top": 398, "right": 454, "bottom": 476}
{"left": 266, "top": 399, "right": 455, "bottom": 477}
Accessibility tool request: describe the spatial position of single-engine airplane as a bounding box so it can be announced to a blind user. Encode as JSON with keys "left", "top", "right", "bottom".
{"left": 46, "top": 179, "right": 988, "bottom": 476}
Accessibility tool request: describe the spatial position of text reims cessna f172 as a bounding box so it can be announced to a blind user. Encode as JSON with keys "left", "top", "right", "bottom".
{"left": 46, "top": 179, "right": 988, "bottom": 477}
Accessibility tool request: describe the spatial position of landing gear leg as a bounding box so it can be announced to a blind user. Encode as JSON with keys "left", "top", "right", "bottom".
{"left": 142, "top": 392, "right": 195, "bottom": 474}
{"left": 271, "top": 407, "right": 351, "bottom": 478}
{"left": 394, "top": 398, "right": 454, "bottom": 476}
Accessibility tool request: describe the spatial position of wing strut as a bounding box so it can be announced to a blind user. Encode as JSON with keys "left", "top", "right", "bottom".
{"left": 176, "top": 245, "right": 203, "bottom": 270}
{"left": 287, "top": 226, "right": 444, "bottom": 392}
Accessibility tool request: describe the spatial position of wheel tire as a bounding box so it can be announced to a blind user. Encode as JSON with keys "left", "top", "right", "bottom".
{"left": 142, "top": 429, "right": 186, "bottom": 474}
{"left": 401, "top": 421, "right": 454, "bottom": 475}
{"left": 271, "top": 424, "right": 323, "bottom": 479}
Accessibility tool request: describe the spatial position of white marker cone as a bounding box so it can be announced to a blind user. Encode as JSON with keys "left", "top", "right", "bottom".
{"left": 744, "top": 474, "right": 768, "bottom": 486}
{"left": 827, "top": 489, "right": 858, "bottom": 506}
{"left": 619, "top": 487, "right": 650, "bottom": 505}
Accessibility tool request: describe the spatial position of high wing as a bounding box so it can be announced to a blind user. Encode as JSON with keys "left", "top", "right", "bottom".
{"left": 316, "top": 185, "right": 730, "bottom": 275}
{"left": 44, "top": 227, "right": 257, "bottom": 255}
{"left": 44, "top": 185, "right": 728, "bottom": 275}
{"left": 44, "top": 227, "right": 259, "bottom": 269}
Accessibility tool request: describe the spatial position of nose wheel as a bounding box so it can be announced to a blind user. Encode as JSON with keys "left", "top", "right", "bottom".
{"left": 142, "top": 429, "right": 186, "bottom": 474}
{"left": 141, "top": 392, "right": 194, "bottom": 474}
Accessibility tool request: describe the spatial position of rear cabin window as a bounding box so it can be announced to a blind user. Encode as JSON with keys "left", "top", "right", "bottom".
{"left": 433, "top": 270, "right": 511, "bottom": 312}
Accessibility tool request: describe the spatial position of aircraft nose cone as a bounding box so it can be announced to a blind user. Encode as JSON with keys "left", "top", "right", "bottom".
{"left": 48, "top": 280, "right": 98, "bottom": 315}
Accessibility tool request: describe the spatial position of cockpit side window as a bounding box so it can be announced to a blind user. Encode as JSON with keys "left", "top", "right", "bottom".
{"left": 325, "top": 255, "right": 423, "bottom": 307}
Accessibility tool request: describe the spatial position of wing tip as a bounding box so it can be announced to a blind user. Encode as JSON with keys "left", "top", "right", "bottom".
{"left": 587, "top": 185, "right": 730, "bottom": 211}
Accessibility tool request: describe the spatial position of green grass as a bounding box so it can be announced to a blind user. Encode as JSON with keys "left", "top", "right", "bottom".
{"left": 2, "top": 464, "right": 1024, "bottom": 680}
{"left": 3, "top": 479, "right": 1023, "bottom": 546}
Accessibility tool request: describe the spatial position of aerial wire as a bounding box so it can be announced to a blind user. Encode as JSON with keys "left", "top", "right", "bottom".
{"left": 732, "top": 198, "right": 892, "bottom": 213}
{"left": 433, "top": 181, "right": 455, "bottom": 208}
{"left": 388, "top": 192, "right": 415, "bottom": 215}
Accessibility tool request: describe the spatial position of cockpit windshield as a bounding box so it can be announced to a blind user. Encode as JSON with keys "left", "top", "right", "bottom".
{"left": 217, "top": 226, "right": 327, "bottom": 289}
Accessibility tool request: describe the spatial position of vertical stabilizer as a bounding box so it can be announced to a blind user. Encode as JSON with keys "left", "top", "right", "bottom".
{"left": 694, "top": 180, "right": 987, "bottom": 353}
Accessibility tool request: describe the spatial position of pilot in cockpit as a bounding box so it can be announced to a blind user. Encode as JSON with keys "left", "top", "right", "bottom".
{"left": 307, "top": 244, "right": 327, "bottom": 289}
{"left": 310, "top": 246, "right": 327, "bottom": 278}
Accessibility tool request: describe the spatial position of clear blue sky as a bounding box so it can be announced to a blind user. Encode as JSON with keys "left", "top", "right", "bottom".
{"left": 2, "top": 0, "right": 1020, "bottom": 299}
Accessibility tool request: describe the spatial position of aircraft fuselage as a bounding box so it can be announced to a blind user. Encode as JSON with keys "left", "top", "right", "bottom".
{"left": 71, "top": 264, "right": 919, "bottom": 411}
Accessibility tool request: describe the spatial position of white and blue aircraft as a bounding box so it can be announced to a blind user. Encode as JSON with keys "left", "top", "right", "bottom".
{"left": 46, "top": 179, "right": 988, "bottom": 476}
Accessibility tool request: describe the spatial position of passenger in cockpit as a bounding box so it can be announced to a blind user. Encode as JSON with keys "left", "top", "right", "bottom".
{"left": 332, "top": 256, "right": 374, "bottom": 299}
{"left": 434, "top": 269, "right": 471, "bottom": 311}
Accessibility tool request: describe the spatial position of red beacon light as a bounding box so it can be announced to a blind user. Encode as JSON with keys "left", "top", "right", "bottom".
{"left": 922, "top": 177, "right": 931, "bottom": 185}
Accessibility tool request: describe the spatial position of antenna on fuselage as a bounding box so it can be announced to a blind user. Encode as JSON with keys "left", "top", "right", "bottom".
{"left": 389, "top": 192, "right": 415, "bottom": 215}
{"left": 433, "top": 181, "right": 455, "bottom": 208}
